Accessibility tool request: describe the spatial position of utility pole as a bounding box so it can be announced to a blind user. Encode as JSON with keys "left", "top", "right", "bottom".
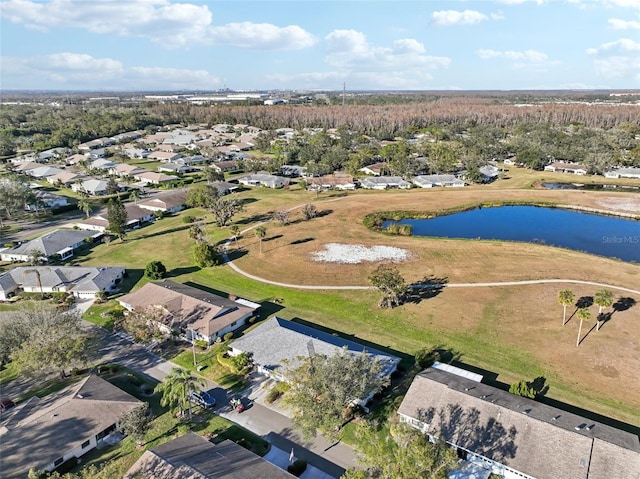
{"left": 342, "top": 82, "right": 346, "bottom": 106}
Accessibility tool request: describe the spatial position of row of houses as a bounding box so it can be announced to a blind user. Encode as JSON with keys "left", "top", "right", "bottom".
{"left": 544, "top": 162, "right": 640, "bottom": 179}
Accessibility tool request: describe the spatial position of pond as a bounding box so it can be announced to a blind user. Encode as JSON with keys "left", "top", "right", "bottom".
{"left": 384, "top": 206, "right": 640, "bottom": 263}
{"left": 542, "top": 182, "right": 640, "bottom": 192}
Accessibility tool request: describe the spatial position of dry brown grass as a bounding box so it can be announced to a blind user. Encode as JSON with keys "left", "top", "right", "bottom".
{"left": 227, "top": 182, "right": 640, "bottom": 425}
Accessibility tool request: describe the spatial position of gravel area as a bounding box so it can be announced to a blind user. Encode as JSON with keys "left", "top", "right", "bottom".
{"left": 311, "top": 243, "right": 410, "bottom": 264}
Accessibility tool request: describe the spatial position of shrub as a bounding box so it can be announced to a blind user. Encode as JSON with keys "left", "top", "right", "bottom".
{"left": 183, "top": 215, "right": 196, "bottom": 224}
{"left": 145, "top": 260, "right": 167, "bottom": 280}
{"left": 265, "top": 388, "right": 282, "bottom": 404}
{"left": 223, "top": 332, "right": 234, "bottom": 342}
{"left": 194, "top": 339, "right": 208, "bottom": 350}
{"left": 509, "top": 380, "right": 536, "bottom": 399}
{"left": 287, "top": 459, "right": 307, "bottom": 477}
{"left": 4, "top": 242, "right": 17, "bottom": 248}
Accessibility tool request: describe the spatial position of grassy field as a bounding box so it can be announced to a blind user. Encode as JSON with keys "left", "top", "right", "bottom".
{"left": 71, "top": 169, "right": 640, "bottom": 428}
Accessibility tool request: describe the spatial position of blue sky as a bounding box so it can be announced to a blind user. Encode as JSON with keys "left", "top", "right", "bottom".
{"left": 1, "top": 0, "right": 639, "bottom": 91}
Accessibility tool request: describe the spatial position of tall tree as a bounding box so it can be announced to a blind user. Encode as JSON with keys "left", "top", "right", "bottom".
{"left": 342, "top": 423, "right": 457, "bottom": 479}
{"left": 254, "top": 225, "right": 266, "bottom": 254}
{"left": 107, "top": 199, "right": 128, "bottom": 241}
{"left": 284, "top": 348, "right": 389, "bottom": 439}
{"left": 203, "top": 166, "right": 224, "bottom": 184}
{"left": 78, "top": 199, "right": 92, "bottom": 218}
{"left": 155, "top": 367, "right": 206, "bottom": 421}
{"left": 10, "top": 303, "right": 92, "bottom": 377}
{"left": 129, "top": 189, "right": 141, "bottom": 204}
{"left": 106, "top": 177, "right": 120, "bottom": 196}
{"left": 557, "top": 289, "right": 575, "bottom": 326}
{"left": 118, "top": 403, "right": 153, "bottom": 446}
{"left": 28, "top": 249, "right": 45, "bottom": 266}
{"left": 22, "top": 268, "right": 43, "bottom": 298}
{"left": 208, "top": 192, "right": 244, "bottom": 227}
{"left": 576, "top": 308, "right": 591, "bottom": 347}
{"left": 594, "top": 289, "right": 614, "bottom": 330}
{"left": 369, "top": 264, "right": 408, "bottom": 308}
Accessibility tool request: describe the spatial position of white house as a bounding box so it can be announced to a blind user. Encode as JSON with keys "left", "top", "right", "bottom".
{"left": 544, "top": 162, "right": 588, "bottom": 175}
{"left": 237, "top": 174, "right": 289, "bottom": 189}
{"left": 359, "top": 176, "right": 412, "bottom": 190}
{"left": 413, "top": 174, "right": 465, "bottom": 188}
{"left": 229, "top": 317, "right": 400, "bottom": 404}
{"left": 305, "top": 174, "right": 356, "bottom": 191}
{"left": 72, "top": 179, "right": 109, "bottom": 196}
{"left": 117, "top": 280, "right": 259, "bottom": 345}
{"left": 0, "top": 375, "right": 140, "bottom": 479}
{"left": 0, "top": 229, "right": 100, "bottom": 263}
{"left": 604, "top": 167, "right": 640, "bottom": 179}
{"left": 137, "top": 190, "right": 187, "bottom": 214}
{"left": 0, "top": 265, "right": 125, "bottom": 300}
{"left": 398, "top": 366, "right": 640, "bottom": 479}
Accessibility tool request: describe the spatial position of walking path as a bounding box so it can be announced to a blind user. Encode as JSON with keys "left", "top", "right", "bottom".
{"left": 222, "top": 240, "right": 640, "bottom": 295}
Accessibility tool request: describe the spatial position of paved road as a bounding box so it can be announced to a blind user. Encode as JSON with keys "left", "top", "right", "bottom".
{"left": 93, "top": 326, "right": 356, "bottom": 477}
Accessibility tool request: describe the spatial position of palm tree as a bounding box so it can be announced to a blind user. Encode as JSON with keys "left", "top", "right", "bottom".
{"left": 558, "top": 289, "right": 575, "bottom": 326}
{"left": 129, "top": 189, "right": 141, "bottom": 205}
{"left": 154, "top": 367, "right": 206, "bottom": 421}
{"left": 78, "top": 199, "right": 92, "bottom": 218}
{"left": 576, "top": 308, "right": 591, "bottom": 347}
{"left": 230, "top": 224, "right": 240, "bottom": 247}
{"left": 255, "top": 225, "right": 266, "bottom": 254}
{"left": 594, "top": 289, "right": 613, "bottom": 331}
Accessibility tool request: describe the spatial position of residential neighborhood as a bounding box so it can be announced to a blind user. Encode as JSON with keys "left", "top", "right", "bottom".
{"left": 1, "top": 92, "right": 639, "bottom": 479}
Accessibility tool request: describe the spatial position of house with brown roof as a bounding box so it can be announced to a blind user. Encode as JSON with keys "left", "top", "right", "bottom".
{"left": 147, "top": 150, "right": 183, "bottom": 162}
{"left": 109, "top": 163, "right": 149, "bottom": 178}
{"left": 117, "top": 280, "right": 260, "bottom": 345}
{"left": 544, "top": 162, "right": 588, "bottom": 175}
{"left": 0, "top": 375, "right": 141, "bottom": 479}
{"left": 72, "top": 203, "right": 154, "bottom": 232}
{"left": 359, "top": 162, "right": 388, "bottom": 176}
{"left": 133, "top": 171, "right": 178, "bottom": 185}
{"left": 137, "top": 190, "right": 187, "bottom": 213}
{"left": 305, "top": 174, "right": 356, "bottom": 191}
{"left": 124, "top": 433, "right": 295, "bottom": 479}
{"left": 397, "top": 366, "right": 640, "bottom": 479}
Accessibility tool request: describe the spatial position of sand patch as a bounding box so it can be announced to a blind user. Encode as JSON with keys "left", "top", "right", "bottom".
{"left": 311, "top": 243, "right": 411, "bottom": 264}
{"left": 595, "top": 197, "right": 640, "bottom": 213}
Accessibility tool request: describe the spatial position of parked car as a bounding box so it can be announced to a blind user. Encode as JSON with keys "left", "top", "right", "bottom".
{"left": 189, "top": 390, "right": 216, "bottom": 408}
{"left": 0, "top": 398, "right": 15, "bottom": 412}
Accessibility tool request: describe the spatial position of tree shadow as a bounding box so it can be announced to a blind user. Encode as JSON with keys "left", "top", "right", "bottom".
{"left": 316, "top": 209, "right": 333, "bottom": 218}
{"left": 406, "top": 275, "right": 449, "bottom": 304}
{"left": 236, "top": 213, "right": 273, "bottom": 225}
{"left": 613, "top": 297, "right": 636, "bottom": 312}
{"left": 263, "top": 234, "right": 283, "bottom": 243}
{"left": 290, "top": 237, "right": 314, "bottom": 245}
{"left": 136, "top": 224, "right": 190, "bottom": 240}
{"left": 225, "top": 248, "right": 248, "bottom": 261}
{"left": 575, "top": 296, "right": 593, "bottom": 308}
{"left": 529, "top": 376, "right": 549, "bottom": 397}
{"left": 578, "top": 322, "right": 598, "bottom": 346}
{"left": 166, "top": 266, "right": 200, "bottom": 278}
{"left": 418, "top": 404, "right": 518, "bottom": 463}
{"left": 238, "top": 197, "right": 258, "bottom": 206}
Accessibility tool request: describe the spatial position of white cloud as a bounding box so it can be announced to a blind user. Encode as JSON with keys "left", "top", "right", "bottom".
{"left": 324, "top": 29, "right": 450, "bottom": 72}
{"left": 606, "top": 0, "right": 640, "bottom": 8}
{"left": 608, "top": 18, "right": 640, "bottom": 29}
{"left": 0, "top": 52, "right": 221, "bottom": 90}
{"left": 0, "top": 0, "right": 317, "bottom": 50}
{"left": 586, "top": 38, "right": 640, "bottom": 80}
{"left": 478, "top": 49, "right": 549, "bottom": 62}
{"left": 432, "top": 10, "right": 488, "bottom": 25}
{"left": 209, "top": 22, "right": 317, "bottom": 49}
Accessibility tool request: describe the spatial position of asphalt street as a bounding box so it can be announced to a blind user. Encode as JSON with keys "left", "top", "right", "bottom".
{"left": 93, "top": 325, "right": 358, "bottom": 478}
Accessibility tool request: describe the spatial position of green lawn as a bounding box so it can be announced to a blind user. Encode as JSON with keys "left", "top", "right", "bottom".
{"left": 170, "top": 341, "right": 248, "bottom": 391}
{"left": 61, "top": 368, "right": 268, "bottom": 478}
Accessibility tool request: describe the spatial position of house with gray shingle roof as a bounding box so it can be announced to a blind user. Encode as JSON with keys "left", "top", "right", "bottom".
{"left": 0, "top": 229, "right": 100, "bottom": 262}
{"left": 229, "top": 317, "right": 400, "bottom": 388}
{"left": 0, "top": 375, "right": 141, "bottom": 479}
{"left": 359, "top": 176, "right": 411, "bottom": 190}
{"left": 398, "top": 366, "right": 640, "bottom": 479}
{"left": 124, "top": 433, "right": 295, "bottom": 479}
{"left": 0, "top": 265, "right": 125, "bottom": 300}
{"left": 237, "top": 174, "right": 289, "bottom": 189}
{"left": 413, "top": 174, "right": 465, "bottom": 188}
{"left": 71, "top": 179, "right": 109, "bottom": 196}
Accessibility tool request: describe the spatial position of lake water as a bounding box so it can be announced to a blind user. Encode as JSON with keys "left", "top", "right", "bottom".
{"left": 384, "top": 206, "right": 640, "bottom": 263}
{"left": 542, "top": 182, "right": 640, "bottom": 192}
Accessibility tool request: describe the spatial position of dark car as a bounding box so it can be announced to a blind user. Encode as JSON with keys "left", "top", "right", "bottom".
{"left": 0, "top": 398, "right": 15, "bottom": 412}
{"left": 189, "top": 390, "right": 216, "bottom": 408}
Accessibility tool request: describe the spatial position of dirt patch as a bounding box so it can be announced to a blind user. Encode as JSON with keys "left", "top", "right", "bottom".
{"left": 595, "top": 196, "right": 640, "bottom": 213}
